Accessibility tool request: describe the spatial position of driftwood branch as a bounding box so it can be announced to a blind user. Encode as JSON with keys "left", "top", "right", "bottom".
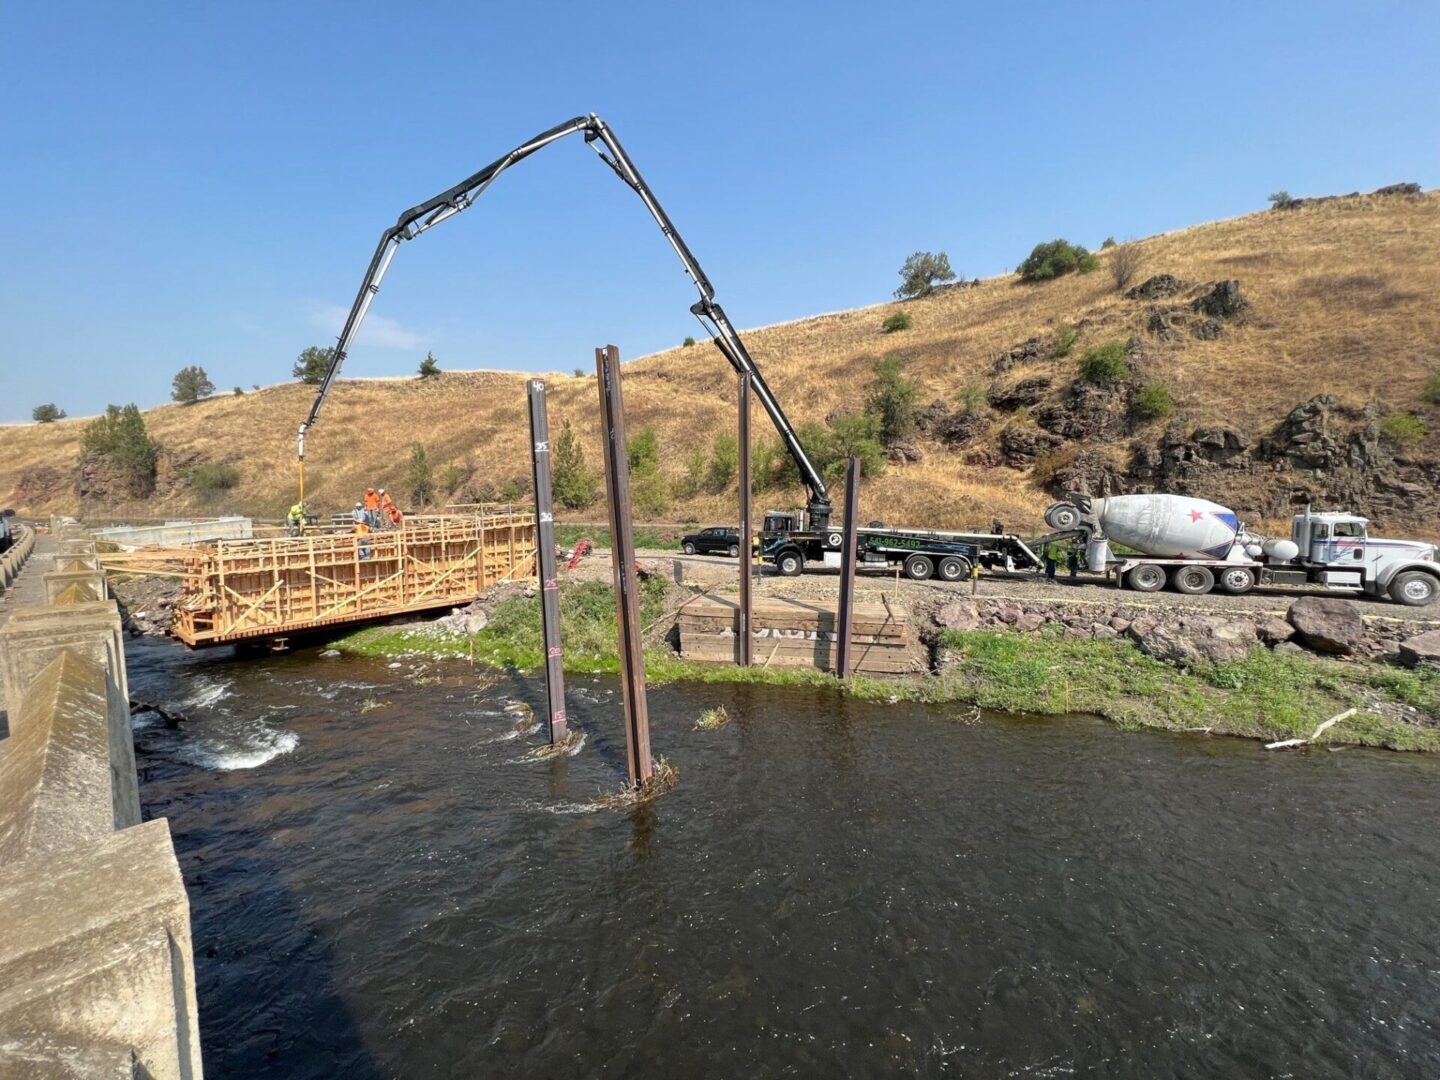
{"left": 1265, "top": 707, "right": 1358, "bottom": 751}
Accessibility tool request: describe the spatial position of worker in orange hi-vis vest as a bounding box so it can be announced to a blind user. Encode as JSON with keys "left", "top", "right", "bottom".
{"left": 363, "top": 487, "right": 381, "bottom": 528}
{"left": 380, "top": 488, "right": 403, "bottom": 528}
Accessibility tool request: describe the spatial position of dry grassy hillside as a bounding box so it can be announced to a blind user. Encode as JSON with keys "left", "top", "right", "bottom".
{"left": 5, "top": 188, "right": 1439, "bottom": 537}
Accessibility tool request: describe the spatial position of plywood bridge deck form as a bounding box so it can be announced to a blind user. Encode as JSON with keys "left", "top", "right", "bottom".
{"left": 105, "top": 512, "right": 538, "bottom": 648}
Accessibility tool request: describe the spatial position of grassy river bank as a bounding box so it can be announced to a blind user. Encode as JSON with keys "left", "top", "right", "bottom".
{"left": 331, "top": 579, "right": 1440, "bottom": 752}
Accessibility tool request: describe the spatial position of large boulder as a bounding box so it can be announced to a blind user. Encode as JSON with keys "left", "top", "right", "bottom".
{"left": 1398, "top": 629, "right": 1440, "bottom": 669}
{"left": 1287, "top": 596, "right": 1364, "bottom": 655}
{"left": 934, "top": 599, "right": 980, "bottom": 632}
{"left": 1128, "top": 615, "right": 1256, "bottom": 666}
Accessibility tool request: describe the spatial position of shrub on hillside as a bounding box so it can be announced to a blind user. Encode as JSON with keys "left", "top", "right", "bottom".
{"left": 1017, "top": 239, "right": 1099, "bottom": 281}
{"left": 882, "top": 311, "right": 913, "bottom": 333}
{"left": 751, "top": 437, "right": 782, "bottom": 493}
{"left": 1423, "top": 369, "right": 1440, "bottom": 406}
{"left": 233, "top": 386, "right": 244, "bottom": 396}
{"left": 1051, "top": 324, "right": 1079, "bottom": 358}
{"left": 682, "top": 336, "right": 696, "bottom": 347}
{"left": 189, "top": 462, "right": 239, "bottom": 500}
{"left": 32, "top": 403, "right": 66, "bottom": 423}
{"left": 1131, "top": 382, "right": 1175, "bottom": 421}
{"left": 1077, "top": 341, "right": 1130, "bottom": 386}
{"left": 418, "top": 351, "right": 440, "bottom": 378}
{"left": 81, "top": 404, "right": 159, "bottom": 498}
{"left": 1268, "top": 190, "right": 1298, "bottom": 211}
{"left": 825, "top": 413, "right": 887, "bottom": 480}
{"left": 1108, "top": 243, "right": 1141, "bottom": 291}
{"left": 894, "top": 251, "right": 957, "bottom": 299}
{"left": 705, "top": 432, "right": 739, "bottom": 493}
{"left": 1380, "top": 413, "right": 1427, "bottom": 445}
{"left": 1100, "top": 236, "right": 1117, "bottom": 249}
{"left": 955, "top": 382, "right": 987, "bottom": 415}
{"left": 864, "top": 354, "right": 919, "bottom": 445}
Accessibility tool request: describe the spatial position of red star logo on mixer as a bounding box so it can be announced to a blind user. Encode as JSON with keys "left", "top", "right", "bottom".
{"left": 1188, "top": 510, "right": 1205, "bottom": 522}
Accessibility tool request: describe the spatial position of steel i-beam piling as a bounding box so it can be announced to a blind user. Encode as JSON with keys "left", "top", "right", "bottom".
{"left": 738, "top": 372, "right": 753, "bottom": 667}
{"left": 527, "top": 378, "right": 568, "bottom": 744}
{"left": 596, "top": 345, "right": 653, "bottom": 786}
{"left": 835, "top": 456, "right": 861, "bottom": 678}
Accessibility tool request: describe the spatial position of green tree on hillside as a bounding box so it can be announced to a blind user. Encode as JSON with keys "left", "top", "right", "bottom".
{"left": 407, "top": 443, "right": 434, "bottom": 507}
{"left": 551, "top": 420, "right": 599, "bottom": 509}
{"left": 894, "top": 251, "right": 957, "bottom": 299}
{"left": 1017, "top": 239, "right": 1099, "bottom": 281}
{"left": 292, "top": 345, "right": 335, "bottom": 385}
{"left": 418, "top": 351, "right": 440, "bottom": 378}
{"left": 171, "top": 365, "right": 215, "bottom": 404}
{"left": 627, "top": 425, "right": 668, "bottom": 516}
{"left": 32, "top": 403, "right": 66, "bottom": 423}
{"left": 82, "top": 404, "right": 159, "bottom": 498}
{"left": 864, "top": 354, "right": 919, "bottom": 446}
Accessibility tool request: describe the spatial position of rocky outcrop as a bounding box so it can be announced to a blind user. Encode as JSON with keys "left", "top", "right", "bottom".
{"left": 1287, "top": 596, "right": 1365, "bottom": 655}
{"left": 1126, "top": 274, "right": 1187, "bottom": 301}
{"left": 988, "top": 376, "right": 1052, "bottom": 411}
{"left": 1127, "top": 614, "right": 1257, "bottom": 666}
{"left": 991, "top": 335, "right": 1049, "bottom": 376}
{"left": 1000, "top": 427, "right": 1063, "bottom": 467}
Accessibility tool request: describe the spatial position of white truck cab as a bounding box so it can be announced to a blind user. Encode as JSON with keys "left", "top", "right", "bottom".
{"left": 1288, "top": 509, "right": 1439, "bottom": 605}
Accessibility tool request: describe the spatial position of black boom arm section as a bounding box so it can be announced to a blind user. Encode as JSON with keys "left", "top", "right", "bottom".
{"left": 299, "top": 114, "right": 831, "bottom": 528}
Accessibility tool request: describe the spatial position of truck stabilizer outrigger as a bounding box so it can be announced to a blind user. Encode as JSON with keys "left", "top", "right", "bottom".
{"left": 297, "top": 114, "right": 832, "bottom": 531}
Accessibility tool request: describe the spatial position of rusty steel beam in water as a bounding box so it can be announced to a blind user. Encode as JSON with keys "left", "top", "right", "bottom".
{"left": 527, "top": 378, "right": 568, "bottom": 744}
{"left": 596, "top": 345, "right": 653, "bottom": 786}
{"left": 738, "top": 372, "right": 753, "bottom": 667}
{"left": 835, "top": 457, "right": 861, "bottom": 678}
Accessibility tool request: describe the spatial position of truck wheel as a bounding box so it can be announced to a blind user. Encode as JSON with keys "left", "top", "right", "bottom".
{"left": 683, "top": 542, "right": 696, "bottom": 555}
{"left": 904, "top": 554, "right": 935, "bottom": 581}
{"left": 776, "top": 551, "right": 804, "bottom": 577}
{"left": 937, "top": 556, "right": 970, "bottom": 582}
{"left": 1044, "top": 503, "right": 1081, "bottom": 530}
{"left": 1217, "top": 566, "right": 1255, "bottom": 595}
{"left": 1389, "top": 571, "right": 1439, "bottom": 607}
{"left": 1126, "top": 564, "right": 1166, "bottom": 592}
{"left": 1171, "top": 565, "right": 1215, "bottom": 595}
{"left": 728, "top": 544, "right": 740, "bottom": 557}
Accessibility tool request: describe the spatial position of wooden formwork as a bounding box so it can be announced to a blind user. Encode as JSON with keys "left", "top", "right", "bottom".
{"left": 164, "top": 511, "right": 537, "bottom": 647}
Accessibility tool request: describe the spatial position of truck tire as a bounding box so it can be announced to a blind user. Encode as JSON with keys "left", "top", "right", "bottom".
{"left": 904, "top": 554, "right": 934, "bottom": 581}
{"left": 1126, "top": 564, "right": 1166, "bottom": 592}
{"left": 1389, "top": 571, "right": 1439, "bottom": 607}
{"left": 682, "top": 542, "right": 697, "bottom": 555}
{"left": 937, "top": 556, "right": 970, "bottom": 582}
{"left": 776, "top": 551, "right": 804, "bottom": 577}
{"left": 728, "top": 543, "right": 740, "bottom": 557}
{"left": 1217, "top": 566, "right": 1255, "bottom": 595}
{"left": 1044, "top": 503, "right": 1081, "bottom": 530}
{"left": 1171, "top": 565, "right": 1215, "bottom": 595}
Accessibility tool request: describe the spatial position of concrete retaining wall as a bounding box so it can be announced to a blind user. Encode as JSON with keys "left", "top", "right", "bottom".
{"left": 0, "top": 522, "right": 203, "bottom": 1079}
{"left": 93, "top": 517, "right": 253, "bottom": 550}
{"left": 1, "top": 523, "right": 36, "bottom": 594}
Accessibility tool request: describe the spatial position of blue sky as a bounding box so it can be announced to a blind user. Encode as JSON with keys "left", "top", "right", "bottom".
{"left": 2, "top": 1, "right": 1436, "bottom": 423}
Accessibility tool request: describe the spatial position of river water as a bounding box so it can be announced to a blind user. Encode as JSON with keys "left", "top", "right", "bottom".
{"left": 126, "top": 636, "right": 1440, "bottom": 1078}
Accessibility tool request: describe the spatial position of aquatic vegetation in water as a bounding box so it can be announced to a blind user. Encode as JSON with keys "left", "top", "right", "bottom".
{"left": 591, "top": 756, "right": 680, "bottom": 810}
{"left": 359, "top": 698, "right": 389, "bottom": 714}
{"left": 694, "top": 705, "right": 730, "bottom": 731}
{"left": 523, "top": 729, "right": 587, "bottom": 760}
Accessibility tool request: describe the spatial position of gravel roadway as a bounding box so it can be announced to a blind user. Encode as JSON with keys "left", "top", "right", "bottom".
{"left": 611, "top": 548, "right": 1440, "bottom": 632}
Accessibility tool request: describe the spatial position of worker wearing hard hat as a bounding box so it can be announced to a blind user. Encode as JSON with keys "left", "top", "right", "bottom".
{"left": 352, "top": 501, "right": 366, "bottom": 527}
{"left": 363, "top": 487, "right": 381, "bottom": 527}
{"left": 286, "top": 501, "right": 306, "bottom": 537}
{"left": 379, "top": 488, "right": 402, "bottom": 529}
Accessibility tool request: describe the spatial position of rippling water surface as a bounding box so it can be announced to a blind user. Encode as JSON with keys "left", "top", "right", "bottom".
{"left": 126, "top": 637, "right": 1440, "bottom": 1078}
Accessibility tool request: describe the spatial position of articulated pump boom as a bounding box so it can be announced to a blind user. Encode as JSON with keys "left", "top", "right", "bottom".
{"left": 297, "top": 114, "right": 832, "bottom": 529}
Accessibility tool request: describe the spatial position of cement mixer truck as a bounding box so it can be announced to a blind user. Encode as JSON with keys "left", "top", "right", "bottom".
{"left": 1043, "top": 493, "right": 1439, "bottom": 607}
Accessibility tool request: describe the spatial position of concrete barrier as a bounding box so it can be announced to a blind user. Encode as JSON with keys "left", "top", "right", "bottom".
{"left": 93, "top": 518, "right": 253, "bottom": 549}
{"left": 52, "top": 553, "right": 102, "bottom": 574}
{"left": 1, "top": 524, "right": 36, "bottom": 593}
{"left": 0, "top": 819, "right": 201, "bottom": 1080}
{"left": 43, "top": 569, "right": 109, "bottom": 605}
{"left": 0, "top": 523, "right": 203, "bottom": 1078}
